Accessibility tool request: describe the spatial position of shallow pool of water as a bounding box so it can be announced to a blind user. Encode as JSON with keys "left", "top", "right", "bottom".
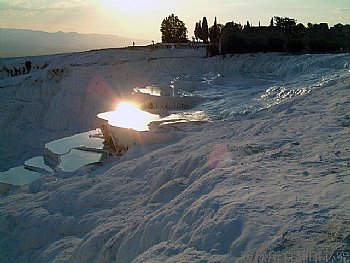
{"left": 58, "top": 149, "right": 103, "bottom": 172}
{"left": 0, "top": 166, "right": 41, "bottom": 186}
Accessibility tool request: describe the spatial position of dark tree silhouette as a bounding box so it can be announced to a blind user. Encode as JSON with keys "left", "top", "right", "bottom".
{"left": 223, "top": 22, "right": 243, "bottom": 33}
{"left": 202, "top": 17, "right": 209, "bottom": 43}
{"left": 274, "top": 16, "right": 297, "bottom": 37}
{"left": 210, "top": 23, "right": 224, "bottom": 44}
{"left": 25, "top": 61, "right": 32, "bottom": 74}
{"left": 160, "top": 14, "right": 188, "bottom": 43}
{"left": 201, "top": 15, "right": 348, "bottom": 55}
{"left": 211, "top": 17, "right": 218, "bottom": 43}
{"left": 194, "top": 21, "right": 202, "bottom": 42}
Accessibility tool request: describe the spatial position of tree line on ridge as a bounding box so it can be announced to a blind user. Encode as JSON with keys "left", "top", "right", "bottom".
{"left": 160, "top": 14, "right": 350, "bottom": 56}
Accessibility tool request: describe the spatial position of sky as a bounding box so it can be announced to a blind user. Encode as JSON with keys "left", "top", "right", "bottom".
{"left": 1, "top": 0, "right": 350, "bottom": 41}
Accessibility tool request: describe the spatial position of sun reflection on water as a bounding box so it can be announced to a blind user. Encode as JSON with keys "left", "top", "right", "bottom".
{"left": 97, "top": 102, "right": 160, "bottom": 131}
{"left": 159, "top": 110, "right": 211, "bottom": 125}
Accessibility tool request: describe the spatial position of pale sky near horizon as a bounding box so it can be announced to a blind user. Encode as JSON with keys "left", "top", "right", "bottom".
{"left": 1, "top": 0, "right": 349, "bottom": 41}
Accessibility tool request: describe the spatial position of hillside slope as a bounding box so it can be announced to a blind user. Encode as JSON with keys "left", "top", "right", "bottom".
{"left": 0, "top": 28, "right": 150, "bottom": 58}
{"left": 0, "top": 49, "right": 349, "bottom": 262}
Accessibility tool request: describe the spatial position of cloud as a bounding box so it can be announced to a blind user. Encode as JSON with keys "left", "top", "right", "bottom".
{"left": 0, "top": 0, "right": 88, "bottom": 12}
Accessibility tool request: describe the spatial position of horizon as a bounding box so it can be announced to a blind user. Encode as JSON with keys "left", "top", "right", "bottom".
{"left": 1, "top": 0, "right": 350, "bottom": 41}
{"left": 0, "top": 27, "right": 150, "bottom": 40}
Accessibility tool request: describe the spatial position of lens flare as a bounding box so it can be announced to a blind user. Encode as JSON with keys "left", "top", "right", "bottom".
{"left": 97, "top": 102, "right": 160, "bottom": 131}
{"left": 208, "top": 144, "right": 237, "bottom": 168}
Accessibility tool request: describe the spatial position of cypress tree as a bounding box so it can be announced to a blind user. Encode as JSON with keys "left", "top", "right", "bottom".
{"left": 202, "top": 17, "right": 209, "bottom": 43}
{"left": 194, "top": 21, "right": 203, "bottom": 41}
{"left": 212, "top": 17, "right": 218, "bottom": 43}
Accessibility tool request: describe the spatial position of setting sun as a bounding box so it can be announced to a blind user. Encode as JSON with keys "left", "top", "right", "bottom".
{"left": 97, "top": 102, "right": 160, "bottom": 131}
